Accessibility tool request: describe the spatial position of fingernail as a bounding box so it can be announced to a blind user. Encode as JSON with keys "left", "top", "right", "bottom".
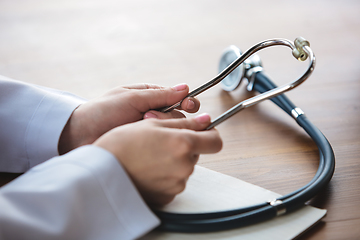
{"left": 172, "top": 83, "right": 188, "bottom": 91}
{"left": 187, "top": 99, "right": 195, "bottom": 110}
{"left": 195, "top": 113, "right": 210, "bottom": 124}
{"left": 144, "top": 112, "right": 158, "bottom": 119}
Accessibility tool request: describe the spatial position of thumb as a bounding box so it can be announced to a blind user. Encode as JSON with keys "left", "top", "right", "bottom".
{"left": 134, "top": 84, "right": 190, "bottom": 112}
{"left": 157, "top": 113, "right": 212, "bottom": 131}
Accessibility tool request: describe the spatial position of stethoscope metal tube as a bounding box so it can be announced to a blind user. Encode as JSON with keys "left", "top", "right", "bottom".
{"left": 154, "top": 37, "right": 335, "bottom": 233}
{"left": 207, "top": 44, "right": 314, "bottom": 129}
{"left": 160, "top": 37, "right": 315, "bottom": 127}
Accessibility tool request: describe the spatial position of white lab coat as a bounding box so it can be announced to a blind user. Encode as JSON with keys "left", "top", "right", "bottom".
{"left": 0, "top": 76, "right": 159, "bottom": 240}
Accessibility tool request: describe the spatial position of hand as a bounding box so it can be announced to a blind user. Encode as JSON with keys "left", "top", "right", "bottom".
{"left": 59, "top": 83, "right": 200, "bottom": 154}
{"left": 94, "top": 114, "right": 222, "bottom": 206}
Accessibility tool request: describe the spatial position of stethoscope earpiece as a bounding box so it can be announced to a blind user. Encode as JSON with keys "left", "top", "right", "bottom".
{"left": 160, "top": 37, "right": 316, "bottom": 130}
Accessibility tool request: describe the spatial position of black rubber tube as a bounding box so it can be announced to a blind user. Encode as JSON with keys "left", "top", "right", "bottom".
{"left": 154, "top": 71, "right": 335, "bottom": 233}
{"left": 253, "top": 72, "right": 327, "bottom": 198}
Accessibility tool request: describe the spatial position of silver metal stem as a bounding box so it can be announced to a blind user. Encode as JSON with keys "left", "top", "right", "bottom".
{"left": 206, "top": 41, "right": 315, "bottom": 130}
{"left": 159, "top": 38, "right": 316, "bottom": 130}
{"left": 161, "top": 39, "right": 297, "bottom": 113}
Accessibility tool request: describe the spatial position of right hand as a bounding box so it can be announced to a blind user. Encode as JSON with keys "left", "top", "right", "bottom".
{"left": 59, "top": 83, "right": 200, "bottom": 155}
{"left": 94, "top": 114, "right": 222, "bottom": 206}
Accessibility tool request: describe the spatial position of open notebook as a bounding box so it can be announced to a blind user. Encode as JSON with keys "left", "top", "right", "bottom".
{"left": 140, "top": 166, "right": 326, "bottom": 240}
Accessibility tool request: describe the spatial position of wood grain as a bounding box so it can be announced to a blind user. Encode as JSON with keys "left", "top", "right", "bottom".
{"left": 1, "top": 0, "right": 359, "bottom": 239}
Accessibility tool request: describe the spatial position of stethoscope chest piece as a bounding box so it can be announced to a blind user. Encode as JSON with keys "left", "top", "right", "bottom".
{"left": 219, "top": 45, "right": 263, "bottom": 92}
{"left": 219, "top": 45, "right": 244, "bottom": 91}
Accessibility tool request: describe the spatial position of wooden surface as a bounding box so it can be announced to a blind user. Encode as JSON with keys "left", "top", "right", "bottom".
{"left": 1, "top": 0, "right": 359, "bottom": 239}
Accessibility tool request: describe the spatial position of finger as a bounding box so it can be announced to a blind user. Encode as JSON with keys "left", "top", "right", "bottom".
{"left": 179, "top": 97, "right": 200, "bottom": 113}
{"left": 130, "top": 83, "right": 190, "bottom": 112}
{"left": 104, "top": 84, "right": 164, "bottom": 97}
{"left": 143, "top": 110, "right": 185, "bottom": 119}
{"left": 148, "top": 194, "right": 176, "bottom": 207}
{"left": 155, "top": 114, "right": 222, "bottom": 154}
{"left": 139, "top": 189, "right": 176, "bottom": 207}
{"left": 122, "top": 83, "right": 163, "bottom": 90}
{"left": 157, "top": 113, "right": 212, "bottom": 131}
{"left": 192, "top": 154, "right": 200, "bottom": 164}
{"left": 190, "top": 128, "right": 223, "bottom": 154}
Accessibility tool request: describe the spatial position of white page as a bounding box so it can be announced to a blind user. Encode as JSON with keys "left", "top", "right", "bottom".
{"left": 140, "top": 166, "right": 326, "bottom": 240}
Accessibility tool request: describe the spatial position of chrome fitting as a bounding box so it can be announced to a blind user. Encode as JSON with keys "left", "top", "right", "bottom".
{"left": 268, "top": 199, "right": 286, "bottom": 216}
{"left": 245, "top": 66, "right": 263, "bottom": 91}
{"left": 291, "top": 107, "right": 305, "bottom": 119}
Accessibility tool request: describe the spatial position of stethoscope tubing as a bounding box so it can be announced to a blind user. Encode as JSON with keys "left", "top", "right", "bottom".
{"left": 154, "top": 72, "right": 335, "bottom": 233}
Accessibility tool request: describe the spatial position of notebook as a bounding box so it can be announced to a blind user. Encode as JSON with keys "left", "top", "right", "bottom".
{"left": 140, "top": 165, "right": 326, "bottom": 240}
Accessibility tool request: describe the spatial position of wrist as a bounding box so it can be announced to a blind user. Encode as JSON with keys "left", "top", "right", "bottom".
{"left": 58, "top": 106, "right": 92, "bottom": 154}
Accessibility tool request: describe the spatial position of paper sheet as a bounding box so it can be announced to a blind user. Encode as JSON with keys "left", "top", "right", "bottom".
{"left": 140, "top": 166, "right": 326, "bottom": 240}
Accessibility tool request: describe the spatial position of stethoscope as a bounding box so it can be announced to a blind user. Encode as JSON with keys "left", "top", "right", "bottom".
{"left": 155, "top": 37, "right": 335, "bottom": 233}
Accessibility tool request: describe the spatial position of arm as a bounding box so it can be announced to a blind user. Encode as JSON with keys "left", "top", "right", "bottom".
{"left": 0, "top": 77, "right": 198, "bottom": 172}
{"left": 0, "top": 115, "right": 222, "bottom": 240}
{"left": 0, "top": 76, "right": 219, "bottom": 239}
{"left": 0, "top": 77, "right": 160, "bottom": 239}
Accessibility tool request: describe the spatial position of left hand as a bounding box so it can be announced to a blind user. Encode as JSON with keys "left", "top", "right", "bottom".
{"left": 93, "top": 114, "right": 222, "bottom": 206}
{"left": 58, "top": 83, "right": 200, "bottom": 154}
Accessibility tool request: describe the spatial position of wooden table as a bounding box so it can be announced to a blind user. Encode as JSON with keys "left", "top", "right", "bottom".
{"left": 1, "top": 0, "right": 359, "bottom": 239}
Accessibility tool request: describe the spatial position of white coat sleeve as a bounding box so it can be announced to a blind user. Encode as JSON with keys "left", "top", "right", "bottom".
{"left": 0, "top": 76, "right": 160, "bottom": 239}
{"left": 0, "top": 75, "right": 86, "bottom": 172}
{"left": 0, "top": 145, "right": 160, "bottom": 240}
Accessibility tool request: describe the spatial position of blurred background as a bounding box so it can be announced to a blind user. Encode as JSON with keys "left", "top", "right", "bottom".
{"left": 1, "top": 0, "right": 359, "bottom": 239}
{"left": 1, "top": 0, "right": 358, "bottom": 98}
